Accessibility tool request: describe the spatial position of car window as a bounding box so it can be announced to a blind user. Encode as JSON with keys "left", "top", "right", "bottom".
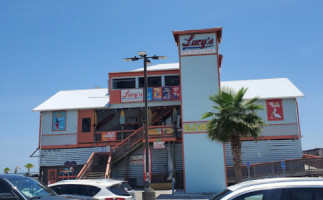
{"left": 0, "top": 179, "right": 19, "bottom": 200}
{"left": 108, "top": 184, "right": 130, "bottom": 196}
{"left": 4, "top": 176, "right": 54, "bottom": 199}
{"left": 50, "top": 184, "right": 100, "bottom": 197}
{"left": 121, "top": 182, "right": 132, "bottom": 192}
{"left": 213, "top": 189, "right": 233, "bottom": 200}
{"left": 282, "top": 188, "right": 323, "bottom": 200}
{"left": 232, "top": 189, "right": 280, "bottom": 200}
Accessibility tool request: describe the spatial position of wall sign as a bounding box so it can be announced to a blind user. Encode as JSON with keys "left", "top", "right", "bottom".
{"left": 130, "top": 155, "right": 144, "bottom": 165}
{"left": 183, "top": 121, "right": 208, "bottom": 133}
{"left": 153, "top": 141, "right": 165, "bottom": 149}
{"left": 102, "top": 132, "right": 116, "bottom": 141}
{"left": 180, "top": 33, "right": 217, "bottom": 55}
{"left": 266, "top": 99, "right": 284, "bottom": 121}
{"left": 53, "top": 111, "right": 66, "bottom": 131}
{"left": 153, "top": 88, "right": 162, "bottom": 100}
{"left": 172, "top": 86, "right": 181, "bottom": 100}
{"left": 121, "top": 89, "right": 143, "bottom": 102}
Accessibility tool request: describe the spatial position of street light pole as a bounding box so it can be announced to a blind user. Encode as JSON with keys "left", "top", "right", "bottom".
{"left": 123, "top": 52, "right": 167, "bottom": 200}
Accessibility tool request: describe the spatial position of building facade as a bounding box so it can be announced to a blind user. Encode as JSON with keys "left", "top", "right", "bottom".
{"left": 33, "top": 27, "right": 304, "bottom": 193}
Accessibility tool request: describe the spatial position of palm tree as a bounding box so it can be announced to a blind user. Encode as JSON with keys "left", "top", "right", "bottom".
{"left": 202, "top": 87, "right": 266, "bottom": 183}
{"left": 25, "top": 163, "right": 34, "bottom": 176}
{"left": 4, "top": 167, "right": 10, "bottom": 174}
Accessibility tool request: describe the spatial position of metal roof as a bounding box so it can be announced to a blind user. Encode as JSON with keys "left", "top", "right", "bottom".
{"left": 32, "top": 64, "right": 304, "bottom": 112}
{"left": 222, "top": 78, "right": 304, "bottom": 100}
{"left": 131, "top": 63, "right": 179, "bottom": 72}
{"left": 32, "top": 88, "right": 109, "bottom": 112}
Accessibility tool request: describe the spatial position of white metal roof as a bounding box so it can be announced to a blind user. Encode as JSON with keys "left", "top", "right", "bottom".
{"left": 32, "top": 88, "right": 109, "bottom": 112}
{"left": 131, "top": 63, "right": 179, "bottom": 72}
{"left": 222, "top": 78, "right": 304, "bottom": 100}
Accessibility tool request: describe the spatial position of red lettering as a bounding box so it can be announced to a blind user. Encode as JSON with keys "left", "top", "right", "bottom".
{"left": 182, "top": 34, "right": 194, "bottom": 46}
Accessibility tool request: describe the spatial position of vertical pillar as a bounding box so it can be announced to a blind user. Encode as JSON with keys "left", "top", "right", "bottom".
{"left": 173, "top": 28, "right": 226, "bottom": 193}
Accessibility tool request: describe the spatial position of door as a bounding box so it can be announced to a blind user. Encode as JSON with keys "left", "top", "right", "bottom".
{"left": 47, "top": 169, "right": 57, "bottom": 185}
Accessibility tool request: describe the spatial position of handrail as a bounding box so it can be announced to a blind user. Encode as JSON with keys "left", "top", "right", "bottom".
{"left": 112, "top": 127, "right": 143, "bottom": 150}
{"left": 77, "top": 152, "right": 95, "bottom": 179}
{"left": 105, "top": 152, "right": 112, "bottom": 179}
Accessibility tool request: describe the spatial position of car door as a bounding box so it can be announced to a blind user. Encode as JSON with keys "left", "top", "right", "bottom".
{"left": 280, "top": 187, "right": 323, "bottom": 200}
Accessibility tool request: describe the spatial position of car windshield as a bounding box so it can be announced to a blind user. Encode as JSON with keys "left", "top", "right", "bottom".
{"left": 5, "top": 176, "right": 55, "bottom": 199}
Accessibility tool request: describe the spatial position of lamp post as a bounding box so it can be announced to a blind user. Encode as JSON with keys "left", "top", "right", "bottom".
{"left": 123, "top": 52, "right": 167, "bottom": 200}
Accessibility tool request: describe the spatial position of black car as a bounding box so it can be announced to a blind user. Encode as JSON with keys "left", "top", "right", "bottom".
{"left": 0, "top": 174, "right": 92, "bottom": 200}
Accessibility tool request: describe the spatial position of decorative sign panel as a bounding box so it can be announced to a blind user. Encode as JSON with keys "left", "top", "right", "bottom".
{"left": 53, "top": 111, "right": 66, "bottom": 131}
{"left": 102, "top": 132, "right": 116, "bottom": 141}
{"left": 266, "top": 99, "right": 284, "bottom": 121}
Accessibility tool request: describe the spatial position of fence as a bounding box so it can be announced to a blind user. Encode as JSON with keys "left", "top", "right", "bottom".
{"left": 227, "top": 158, "right": 323, "bottom": 184}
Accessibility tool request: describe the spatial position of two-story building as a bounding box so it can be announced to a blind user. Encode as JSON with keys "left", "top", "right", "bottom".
{"left": 32, "top": 27, "right": 304, "bottom": 192}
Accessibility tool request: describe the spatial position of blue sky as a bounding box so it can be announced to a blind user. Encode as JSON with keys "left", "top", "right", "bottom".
{"left": 0, "top": 0, "right": 322, "bottom": 173}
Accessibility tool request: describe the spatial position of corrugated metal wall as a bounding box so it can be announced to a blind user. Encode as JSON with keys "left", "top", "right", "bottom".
{"left": 111, "top": 143, "right": 183, "bottom": 187}
{"left": 41, "top": 110, "right": 78, "bottom": 135}
{"left": 41, "top": 134, "right": 77, "bottom": 146}
{"left": 260, "top": 124, "right": 299, "bottom": 136}
{"left": 40, "top": 146, "right": 107, "bottom": 167}
{"left": 225, "top": 139, "right": 302, "bottom": 166}
{"left": 256, "top": 99, "right": 298, "bottom": 125}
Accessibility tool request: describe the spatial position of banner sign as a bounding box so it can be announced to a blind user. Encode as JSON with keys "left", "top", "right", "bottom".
{"left": 266, "top": 99, "right": 284, "bottom": 121}
{"left": 153, "top": 88, "right": 162, "bottom": 100}
{"left": 102, "top": 132, "right": 116, "bottom": 141}
{"left": 153, "top": 141, "right": 165, "bottom": 149}
{"left": 147, "top": 88, "right": 153, "bottom": 101}
{"left": 121, "top": 87, "right": 180, "bottom": 102}
{"left": 183, "top": 121, "right": 208, "bottom": 133}
{"left": 121, "top": 89, "right": 143, "bottom": 103}
{"left": 162, "top": 87, "right": 172, "bottom": 100}
{"left": 130, "top": 155, "right": 144, "bottom": 165}
{"left": 172, "top": 86, "right": 181, "bottom": 100}
{"left": 53, "top": 111, "right": 66, "bottom": 131}
{"left": 180, "top": 33, "right": 217, "bottom": 55}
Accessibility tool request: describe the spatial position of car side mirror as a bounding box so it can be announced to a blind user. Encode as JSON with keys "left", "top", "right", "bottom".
{"left": 0, "top": 193, "right": 19, "bottom": 200}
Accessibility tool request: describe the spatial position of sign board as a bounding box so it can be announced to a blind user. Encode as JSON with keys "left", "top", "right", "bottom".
{"left": 281, "top": 161, "right": 286, "bottom": 170}
{"left": 179, "top": 33, "right": 217, "bottom": 56}
{"left": 266, "top": 99, "right": 284, "bottom": 121}
{"left": 246, "top": 161, "right": 250, "bottom": 168}
{"left": 102, "top": 132, "right": 116, "bottom": 141}
{"left": 153, "top": 141, "right": 165, "bottom": 149}
{"left": 121, "top": 89, "right": 143, "bottom": 103}
{"left": 130, "top": 155, "right": 144, "bottom": 165}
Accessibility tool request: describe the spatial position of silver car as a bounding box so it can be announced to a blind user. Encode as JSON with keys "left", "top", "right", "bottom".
{"left": 213, "top": 177, "right": 323, "bottom": 200}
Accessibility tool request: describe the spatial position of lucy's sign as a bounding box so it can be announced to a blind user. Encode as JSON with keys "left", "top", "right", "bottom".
{"left": 183, "top": 121, "right": 208, "bottom": 133}
{"left": 180, "top": 33, "right": 217, "bottom": 55}
{"left": 121, "top": 89, "right": 143, "bottom": 102}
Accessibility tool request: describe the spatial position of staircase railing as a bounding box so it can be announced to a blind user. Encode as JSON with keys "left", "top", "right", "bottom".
{"left": 151, "top": 108, "right": 173, "bottom": 125}
{"left": 105, "top": 152, "right": 112, "bottom": 179}
{"left": 77, "top": 152, "right": 95, "bottom": 179}
{"left": 111, "top": 127, "right": 144, "bottom": 164}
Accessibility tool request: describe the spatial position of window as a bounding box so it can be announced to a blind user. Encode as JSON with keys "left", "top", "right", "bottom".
{"left": 50, "top": 184, "right": 100, "bottom": 197}
{"left": 165, "top": 75, "right": 180, "bottom": 86}
{"left": 108, "top": 184, "right": 130, "bottom": 196}
{"left": 281, "top": 188, "right": 323, "bottom": 200}
{"left": 233, "top": 189, "right": 280, "bottom": 200}
{"left": 82, "top": 118, "right": 91, "bottom": 133}
{"left": 112, "top": 78, "right": 136, "bottom": 89}
{"left": 139, "top": 76, "right": 161, "bottom": 88}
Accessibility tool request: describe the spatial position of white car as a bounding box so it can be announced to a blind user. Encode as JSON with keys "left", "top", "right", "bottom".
{"left": 213, "top": 177, "right": 323, "bottom": 200}
{"left": 49, "top": 179, "right": 134, "bottom": 200}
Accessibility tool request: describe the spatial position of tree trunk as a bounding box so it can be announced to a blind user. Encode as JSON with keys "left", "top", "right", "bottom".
{"left": 231, "top": 134, "right": 242, "bottom": 183}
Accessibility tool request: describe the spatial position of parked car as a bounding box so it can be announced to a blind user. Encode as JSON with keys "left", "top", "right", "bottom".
{"left": 0, "top": 174, "right": 92, "bottom": 200}
{"left": 49, "top": 179, "right": 134, "bottom": 200}
{"left": 212, "top": 177, "right": 323, "bottom": 200}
